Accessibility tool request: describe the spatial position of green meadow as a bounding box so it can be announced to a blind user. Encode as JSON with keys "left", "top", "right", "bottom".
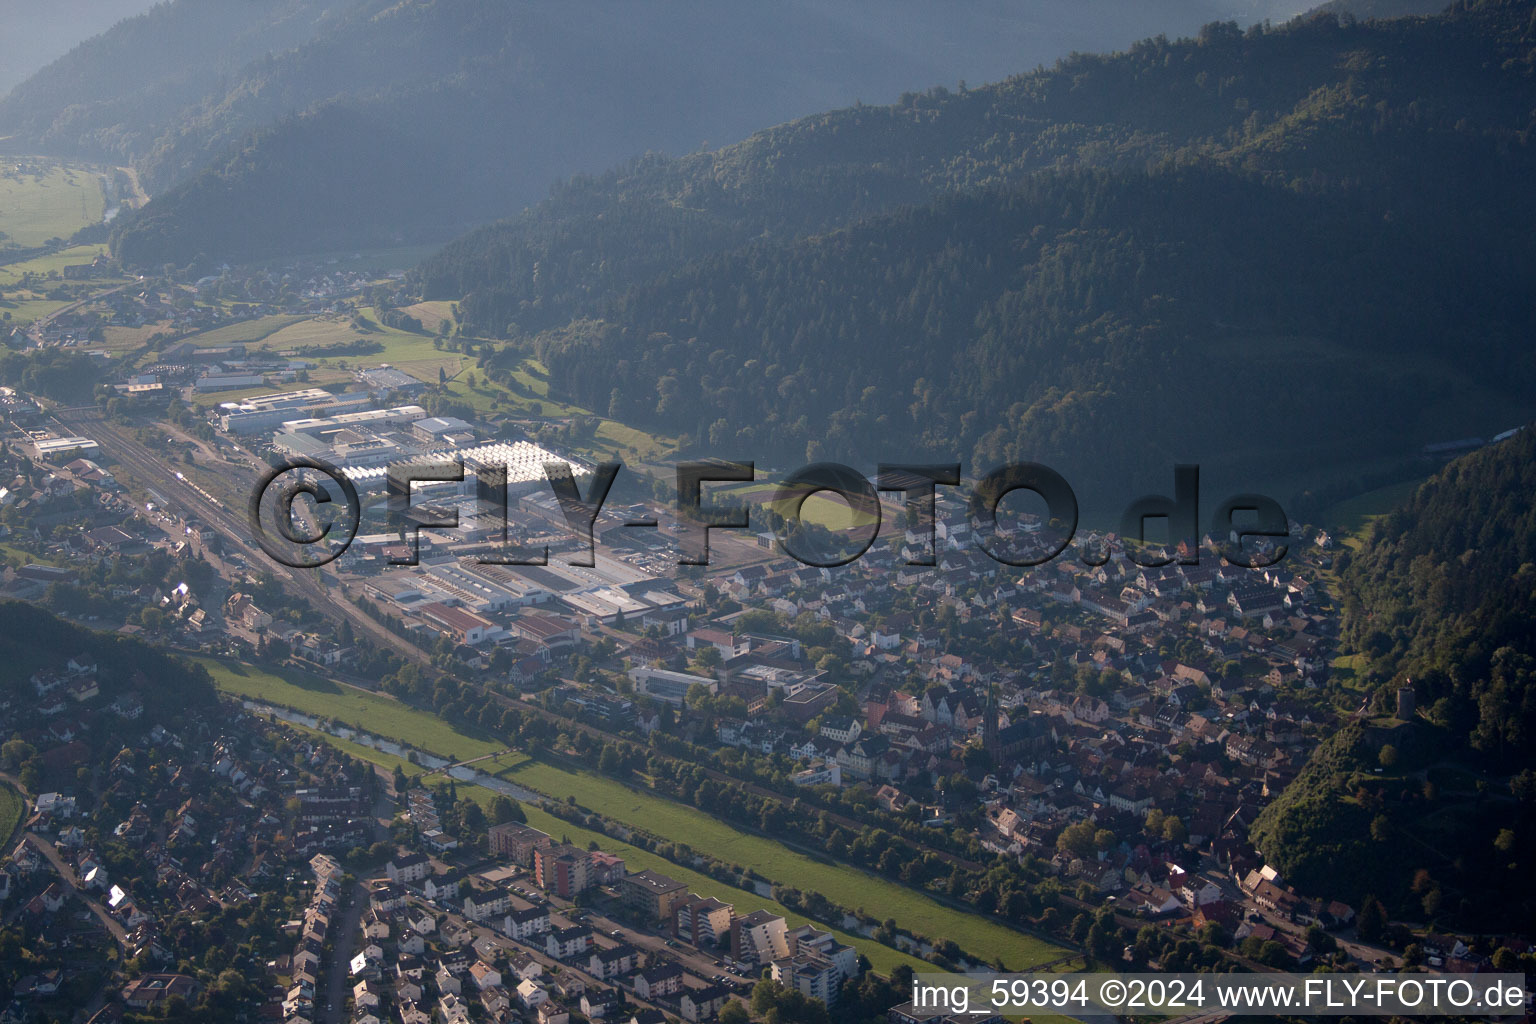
{"left": 198, "top": 656, "right": 503, "bottom": 760}
{"left": 502, "top": 758, "right": 1068, "bottom": 971}
{"left": 0, "top": 163, "right": 106, "bottom": 248}
{"left": 204, "top": 655, "right": 1067, "bottom": 971}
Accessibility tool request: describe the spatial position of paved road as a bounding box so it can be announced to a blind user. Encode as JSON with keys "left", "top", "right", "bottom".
{"left": 24, "top": 283, "right": 130, "bottom": 346}
{"left": 116, "top": 165, "right": 149, "bottom": 208}
{"left": 25, "top": 832, "right": 126, "bottom": 944}
{"left": 50, "top": 405, "right": 1075, "bottom": 972}
{"left": 555, "top": 896, "right": 739, "bottom": 989}
{"left": 321, "top": 880, "right": 369, "bottom": 1024}
{"left": 50, "top": 406, "right": 421, "bottom": 670}
{"left": 431, "top": 897, "right": 679, "bottom": 1019}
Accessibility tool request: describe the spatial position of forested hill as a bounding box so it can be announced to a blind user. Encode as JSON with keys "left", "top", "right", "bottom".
{"left": 0, "top": 0, "right": 357, "bottom": 169}
{"left": 0, "top": 0, "right": 1320, "bottom": 265}
{"left": 1338, "top": 425, "right": 1536, "bottom": 762}
{"left": 1247, "top": 427, "right": 1536, "bottom": 928}
{"left": 419, "top": 0, "right": 1536, "bottom": 331}
{"left": 414, "top": 1, "right": 1536, "bottom": 508}
{"left": 0, "top": 0, "right": 155, "bottom": 95}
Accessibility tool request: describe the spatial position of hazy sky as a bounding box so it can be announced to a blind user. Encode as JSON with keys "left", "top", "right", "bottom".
{"left": 0, "top": 0, "right": 158, "bottom": 95}
{"left": 0, "top": 0, "right": 1323, "bottom": 104}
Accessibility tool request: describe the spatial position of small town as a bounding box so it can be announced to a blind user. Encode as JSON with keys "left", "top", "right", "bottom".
{"left": 4, "top": 2, "right": 1536, "bottom": 1019}
{"left": 3, "top": 302, "right": 1532, "bottom": 1023}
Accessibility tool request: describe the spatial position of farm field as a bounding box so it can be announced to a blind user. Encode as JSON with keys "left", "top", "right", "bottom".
{"left": 502, "top": 758, "right": 1068, "bottom": 971}
{"left": 398, "top": 299, "right": 455, "bottom": 332}
{"left": 301, "top": 309, "right": 466, "bottom": 383}
{"left": 0, "top": 296, "right": 70, "bottom": 325}
{"left": 180, "top": 317, "right": 462, "bottom": 406}
{"left": 95, "top": 324, "right": 167, "bottom": 352}
{"left": 0, "top": 241, "right": 130, "bottom": 328}
{"left": 181, "top": 313, "right": 309, "bottom": 348}
{"left": 0, "top": 244, "right": 114, "bottom": 285}
{"left": 0, "top": 163, "right": 106, "bottom": 248}
{"left": 180, "top": 309, "right": 465, "bottom": 388}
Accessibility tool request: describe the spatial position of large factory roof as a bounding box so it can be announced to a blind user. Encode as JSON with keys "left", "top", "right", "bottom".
{"left": 338, "top": 440, "right": 588, "bottom": 485}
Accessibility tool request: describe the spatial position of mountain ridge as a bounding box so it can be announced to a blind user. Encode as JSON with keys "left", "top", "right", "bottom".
{"left": 4, "top": 0, "right": 1326, "bottom": 262}
{"left": 396, "top": 0, "right": 1536, "bottom": 508}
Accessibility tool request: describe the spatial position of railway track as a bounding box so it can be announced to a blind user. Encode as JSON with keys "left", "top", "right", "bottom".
{"left": 46, "top": 406, "right": 1083, "bottom": 964}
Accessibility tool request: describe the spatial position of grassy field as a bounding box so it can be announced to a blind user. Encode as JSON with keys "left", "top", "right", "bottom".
{"left": 1323, "top": 477, "right": 1428, "bottom": 550}
{"left": 0, "top": 783, "right": 25, "bottom": 843}
{"left": 445, "top": 353, "right": 676, "bottom": 462}
{"left": 399, "top": 300, "right": 455, "bottom": 332}
{"left": 206, "top": 655, "right": 1066, "bottom": 970}
{"left": 273, "top": 717, "right": 930, "bottom": 976}
{"left": 188, "top": 385, "right": 292, "bottom": 409}
{"left": 720, "top": 482, "right": 883, "bottom": 532}
{"left": 779, "top": 492, "right": 876, "bottom": 532}
{"left": 176, "top": 310, "right": 465, "bottom": 388}
{"left": 501, "top": 760, "right": 1066, "bottom": 970}
{"left": 181, "top": 313, "right": 461, "bottom": 406}
{"left": 511, "top": 799, "right": 931, "bottom": 975}
{"left": 0, "top": 241, "right": 127, "bottom": 328}
{"left": 97, "top": 324, "right": 166, "bottom": 352}
{"left": 277, "top": 716, "right": 433, "bottom": 777}
{"left": 453, "top": 357, "right": 676, "bottom": 463}
{"left": 1329, "top": 653, "right": 1369, "bottom": 694}
{"left": 0, "top": 244, "right": 114, "bottom": 285}
{"left": 0, "top": 296, "right": 70, "bottom": 324}
{"left": 0, "top": 540, "right": 63, "bottom": 567}
{"left": 182, "top": 313, "right": 309, "bottom": 348}
{"left": 197, "top": 657, "right": 504, "bottom": 760}
{"left": 0, "top": 163, "right": 106, "bottom": 248}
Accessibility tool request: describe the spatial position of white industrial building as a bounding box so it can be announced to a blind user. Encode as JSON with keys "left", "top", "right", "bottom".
{"left": 280, "top": 405, "right": 426, "bottom": 436}
{"left": 33, "top": 437, "right": 99, "bottom": 457}
{"left": 339, "top": 440, "right": 588, "bottom": 495}
{"left": 217, "top": 389, "right": 373, "bottom": 434}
